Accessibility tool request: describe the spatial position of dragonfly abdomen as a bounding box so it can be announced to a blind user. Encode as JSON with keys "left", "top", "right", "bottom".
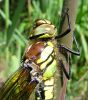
{"left": 44, "top": 78, "right": 54, "bottom": 100}
{"left": 35, "top": 77, "right": 55, "bottom": 100}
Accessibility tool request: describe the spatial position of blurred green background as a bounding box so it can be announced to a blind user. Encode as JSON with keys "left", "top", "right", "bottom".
{"left": 0, "top": 0, "right": 88, "bottom": 100}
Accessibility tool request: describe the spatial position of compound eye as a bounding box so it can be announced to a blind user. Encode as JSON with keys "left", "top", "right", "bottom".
{"left": 33, "top": 19, "right": 51, "bottom": 29}
{"left": 33, "top": 19, "right": 45, "bottom": 29}
{"left": 36, "top": 20, "right": 46, "bottom": 25}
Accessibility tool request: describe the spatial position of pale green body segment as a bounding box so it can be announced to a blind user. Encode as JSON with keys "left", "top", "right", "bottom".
{"left": 44, "top": 77, "right": 55, "bottom": 100}
{"left": 43, "top": 59, "right": 56, "bottom": 80}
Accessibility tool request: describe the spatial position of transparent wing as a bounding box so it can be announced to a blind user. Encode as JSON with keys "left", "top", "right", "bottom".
{"left": 0, "top": 66, "right": 38, "bottom": 100}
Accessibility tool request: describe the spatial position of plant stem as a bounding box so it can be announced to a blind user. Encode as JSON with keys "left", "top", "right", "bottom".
{"left": 58, "top": 0, "right": 79, "bottom": 100}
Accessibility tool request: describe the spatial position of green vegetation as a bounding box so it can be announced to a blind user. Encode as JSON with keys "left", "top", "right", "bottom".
{"left": 0, "top": 0, "right": 88, "bottom": 99}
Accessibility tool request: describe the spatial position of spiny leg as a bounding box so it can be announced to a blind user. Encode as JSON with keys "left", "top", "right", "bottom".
{"left": 58, "top": 32, "right": 80, "bottom": 56}
{"left": 58, "top": 33, "right": 80, "bottom": 81}
{"left": 55, "top": 8, "right": 71, "bottom": 39}
{"left": 59, "top": 59, "right": 70, "bottom": 80}
{"left": 54, "top": 7, "right": 80, "bottom": 55}
{"left": 73, "top": 32, "right": 80, "bottom": 55}
{"left": 56, "top": 8, "right": 80, "bottom": 55}
{"left": 58, "top": 33, "right": 80, "bottom": 80}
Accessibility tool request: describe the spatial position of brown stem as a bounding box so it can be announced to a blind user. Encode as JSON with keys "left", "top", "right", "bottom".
{"left": 58, "top": 0, "right": 79, "bottom": 100}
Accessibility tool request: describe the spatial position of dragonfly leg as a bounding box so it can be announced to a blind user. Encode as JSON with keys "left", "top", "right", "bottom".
{"left": 55, "top": 8, "right": 71, "bottom": 39}
{"left": 58, "top": 30, "right": 80, "bottom": 56}
{"left": 56, "top": 8, "right": 80, "bottom": 56}
{"left": 59, "top": 43, "right": 80, "bottom": 56}
{"left": 59, "top": 59, "right": 70, "bottom": 80}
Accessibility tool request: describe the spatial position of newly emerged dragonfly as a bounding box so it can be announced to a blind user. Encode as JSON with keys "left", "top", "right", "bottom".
{"left": 0, "top": 11, "right": 80, "bottom": 100}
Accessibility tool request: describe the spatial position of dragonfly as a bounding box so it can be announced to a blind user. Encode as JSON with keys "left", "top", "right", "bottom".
{"left": 0, "top": 10, "right": 80, "bottom": 100}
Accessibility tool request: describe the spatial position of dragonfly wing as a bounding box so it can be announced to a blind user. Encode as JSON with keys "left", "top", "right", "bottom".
{"left": 0, "top": 67, "right": 38, "bottom": 100}
{"left": 16, "top": 79, "right": 38, "bottom": 100}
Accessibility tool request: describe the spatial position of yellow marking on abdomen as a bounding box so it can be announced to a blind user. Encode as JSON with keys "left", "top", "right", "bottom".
{"left": 45, "top": 90, "right": 53, "bottom": 100}
{"left": 44, "top": 78, "right": 54, "bottom": 86}
{"left": 43, "top": 59, "right": 56, "bottom": 80}
{"left": 40, "top": 56, "right": 52, "bottom": 70}
{"left": 37, "top": 46, "right": 53, "bottom": 64}
{"left": 44, "top": 78, "right": 54, "bottom": 100}
{"left": 47, "top": 41, "right": 54, "bottom": 47}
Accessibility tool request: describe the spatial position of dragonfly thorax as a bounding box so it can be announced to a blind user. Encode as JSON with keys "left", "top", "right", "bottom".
{"left": 30, "top": 19, "right": 57, "bottom": 40}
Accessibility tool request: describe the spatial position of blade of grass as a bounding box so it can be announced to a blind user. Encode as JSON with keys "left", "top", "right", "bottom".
{"left": 80, "top": 32, "right": 88, "bottom": 61}
{"left": 4, "top": 0, "right": 10, "bottom": 69}
{"left": 39, "top": 0, "right": 49, "bottom": 13}
{"left": 0, "top": 9, "right": 11, "bottom": 25}
{"left": 0, "top": 9, "right": 27, "bottom": 45}
{"left": 5, "top": 0, "right": 9, "bottom": 31}
{"left": 7, "top": 0, "right": 25, "bottom": 46}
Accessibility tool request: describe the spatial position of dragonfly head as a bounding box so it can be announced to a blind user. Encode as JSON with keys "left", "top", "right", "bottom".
{"left": 29, "top": 19, "right": 57, "bottom": 40}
